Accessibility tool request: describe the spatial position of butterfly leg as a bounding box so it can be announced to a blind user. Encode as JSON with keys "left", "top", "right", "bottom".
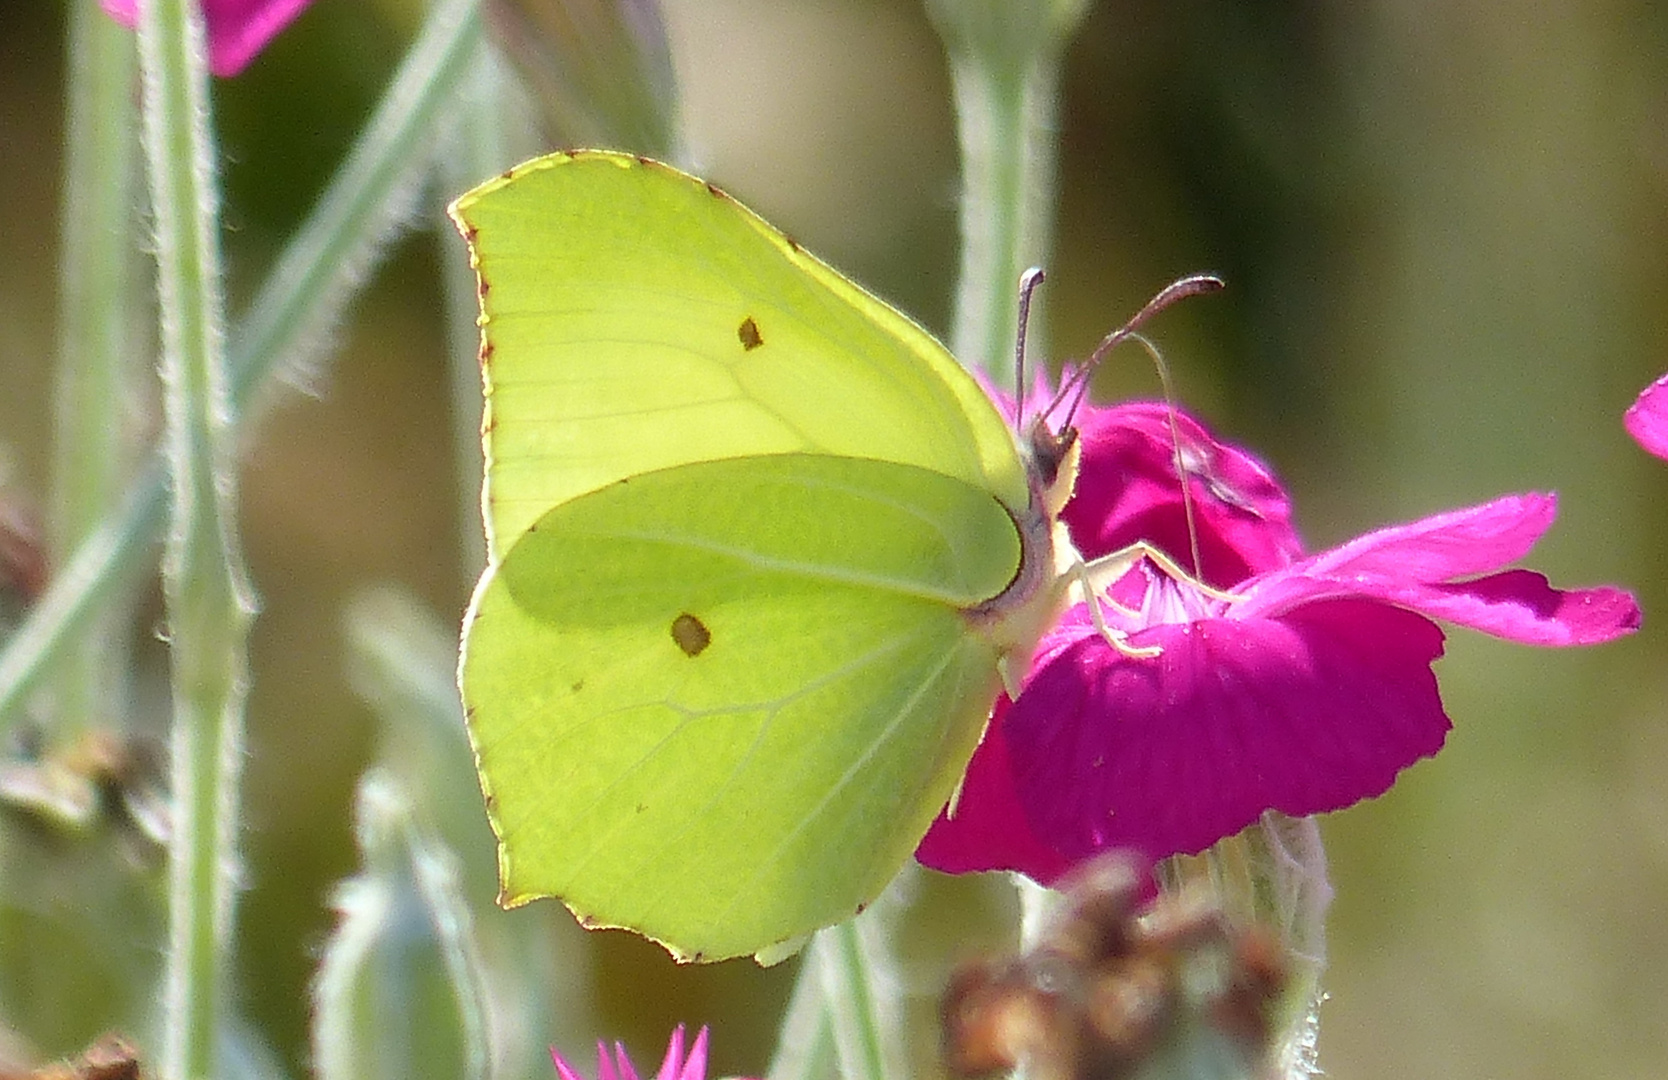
{"left": 1072, "top": 542, "right": 1242, "bottom": 659}
{"left": 1070, "top": 547, "right": 1162, "bottom": 659}
{"left": 1093, "top": 544, "right": 1240, "bottom": 599}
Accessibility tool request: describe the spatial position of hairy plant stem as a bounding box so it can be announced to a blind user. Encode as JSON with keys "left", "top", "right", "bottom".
{"left": 925, "top": 0, "right": 1090, "bottom": 386}
{"left": 135, "top": 0, "right": 251, "bottom": 1077}
{"left": 768, "top": 882, "right": 909, "bottom": 1080}
{"left": 51, "top": 0, "right": 141, "bottom": 737}
{"left": 0, "top": 0, "right": 484, "bottom": 734}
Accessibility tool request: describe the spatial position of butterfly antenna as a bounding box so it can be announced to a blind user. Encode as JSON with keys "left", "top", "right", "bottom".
{"left": 1013, "top": 268, "right": 1047, "bottom": 427}
{"left": 1125, "top": 330, "right": 1206, "bottom": 579}
{"left": 1047, "top": 274, "right": 1224, "bottom": 578}
{"left": 1059, "top": 273, "right": 1224, "bottom": 432}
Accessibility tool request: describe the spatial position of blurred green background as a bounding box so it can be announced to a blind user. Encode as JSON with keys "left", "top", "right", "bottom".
{"left": 2, "top": 0, "right": 1667, "bottom": 1078}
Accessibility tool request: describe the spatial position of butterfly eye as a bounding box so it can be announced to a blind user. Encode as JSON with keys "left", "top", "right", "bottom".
{"left": 1025, "top": 422, "right": 1078, "bottom": 492}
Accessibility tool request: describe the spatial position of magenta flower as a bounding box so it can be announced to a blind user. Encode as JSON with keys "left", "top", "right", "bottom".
{"left": 102, "top": 0, "right": 312, "bottom": 77}
{"left": 553, "top": 1026, "right": 714, "bottom": 1080}
{"left": 1626, "top": 373, "right": 1668, "bottom": 461}
{"left": 918, "top": 401, "right": 1641, "bottom": 882}
{"left": 1053, "top": 401, "right": 1304, "bottom": 588}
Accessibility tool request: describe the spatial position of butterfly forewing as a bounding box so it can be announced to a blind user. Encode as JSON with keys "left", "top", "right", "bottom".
{"left": 451, "top": 151, "right": 1029, "bottom": 558}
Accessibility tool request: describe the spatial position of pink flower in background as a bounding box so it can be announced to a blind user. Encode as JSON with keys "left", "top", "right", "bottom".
{"left": 102, "top": 0, "right": 312, "bottom": 77}
{"left": 553, "top": 1026, "right": 715, "bottom": 1080}
{"left": 1626, "top": 373, "right": 1668, "bottom": 461}
{"left": 918, "top": 401, "right": 1641, "bottom": 882}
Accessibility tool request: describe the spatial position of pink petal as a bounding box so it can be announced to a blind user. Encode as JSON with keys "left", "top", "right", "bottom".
{"left": 655, "top": 1027, "right": 685, "bottom": 1080}
{"left": 1626, "top": 373, "right": 1668, "bottom": 460}
{"left": 101, "top": 0, "right": 312, "bottom": 76}
{"left": 1320, "top": 570, "right": 1639, "bottom": 646}
{"left": 604, "top": 1042, "right": 634, "bottom": 1080}
{"left": 1282, "top": 493, "right": 1558, "bottom": 586}
{"left": 1066, "top": 402, "right": 1302, "bottom": 585}
{"left": 936, "top": 382, "right": 1643, "bottom": 883}
{"left": 553, "top": 1049, "right": 589, "bottom": 1080}
{"left": 1425, "top": 572, "right": 1641, "bottom": 644}
{"left": 676, "top": 1028, "right": 709, "bottom": 1080}
{"left": 1001, "top": 600, "right": 1451, "bottom": 864}
{"left": 916, "top": 700, "right": 1074, "bottom": 883}
{"left": 555, "top": 1028, "right": 713, "bottom": 1080}
{"left": 1231, "top": 494, "right": 1641, "bottom": 646}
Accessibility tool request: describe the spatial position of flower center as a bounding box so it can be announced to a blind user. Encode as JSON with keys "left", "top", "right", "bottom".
{"left": 1105, "top": 559, "right": 1227, "bottom": 635}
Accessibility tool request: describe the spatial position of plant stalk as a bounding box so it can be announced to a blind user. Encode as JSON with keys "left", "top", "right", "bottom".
{"left": 51, "top": 0, "right": 142, "bottom": 737}
{"left": 0, "top": 0, "right": 485, "bottom": 735}
{"left": 134, "top": 0, "right": 253, "bottom": 1076}
{"left": 925, "top": 0, "right": 1090, "bottom": 385}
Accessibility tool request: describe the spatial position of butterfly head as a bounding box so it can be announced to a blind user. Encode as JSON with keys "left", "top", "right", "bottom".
{"left": 1010, "top": 271, "right": 1224, "bottom": 526}
{"left": 1022, "top": 416, "right": 1080, "bottom": 523}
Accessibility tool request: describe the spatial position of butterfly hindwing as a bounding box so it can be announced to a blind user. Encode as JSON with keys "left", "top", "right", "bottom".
{"left": 463, "top": 453, "right": 1021, "bottom": 959}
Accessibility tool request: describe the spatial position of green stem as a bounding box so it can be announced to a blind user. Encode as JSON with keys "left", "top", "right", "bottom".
{"left": 766, "top": 956, "right": 836, "bottom": 1080}
{"left": 925, "top": 0, "right": 1090, "bottom": 385}
{"left": 51, "top": 0, "right": 141, "bottom": 737}
{"left": 1014, "top": 870, "right": 1053, "bottom": 948}
{"left": 768, "top": 876, "right": 910, "bottom": 1080}
{"left": 135, "top": 0, "right": 250, "bottom": 1077}
{"left": 313, "top": 771, "right": 492, "bottom": 1080}
{"left": 0, "top": 0, "right": 484, "bottom": 733}
{"left": 818, "top": 919, "right": 897, "bottom": 1080}
{"left": 229, "top": 0, "right": 481, "bottom": 412}
{"left": 343, "top": 586, "right": 598, "bottom": 1077}
{"left": 1251, "top": 814, "right": 1330, "bottom": 1079}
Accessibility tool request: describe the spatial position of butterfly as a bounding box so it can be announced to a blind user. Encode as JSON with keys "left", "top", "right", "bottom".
{"left": 450, "top": 150, "right": 1214, "bottom": 961}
